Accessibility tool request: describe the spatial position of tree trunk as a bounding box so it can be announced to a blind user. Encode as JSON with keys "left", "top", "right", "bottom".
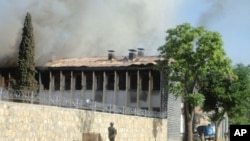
{"left": 184, "top": 105, "right": 194, "bottom": 141}
{"left": 186, "top": 117, "right": 193, "bottom": 141}
{"left": 200, "top": 132, "right": 205, "bottom": 141}
{"left": 215, "top": 122, "right": 221, "bottom": 141}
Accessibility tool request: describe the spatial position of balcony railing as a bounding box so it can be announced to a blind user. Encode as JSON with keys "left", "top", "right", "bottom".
{"left": 0, "top": 87, "right": 167, "bottom": 119}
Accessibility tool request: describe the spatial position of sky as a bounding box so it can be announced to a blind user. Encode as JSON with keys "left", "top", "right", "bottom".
{"left": 175, "top": 0, "right": 250, "bottom": 65}
{"left": 0, "top": 0, "right": 249, "bottom": 66}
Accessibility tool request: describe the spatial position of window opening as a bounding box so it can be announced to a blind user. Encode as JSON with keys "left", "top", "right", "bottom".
{"left": 54, "top": 73, "right": 60, "bottom": 90}
{"left": 64, "top": 72, "right": 71, "bottom": 90}
{"left": 118, "top": 72, "right": 126, "bottom": 90}
{"left": 130, "top": 72, "right": 137, "bottom": 90}
{"left": 153, "top": 71, "right": 160, "bottom": 90}
{"left": 107, "top": 72, "right": 114, "bottom": 90}
{"left": 86, "top": 72, "right": 92, "bottom": 90}
{"left": 75, "top": 73, "right": 82, "bottom": 90}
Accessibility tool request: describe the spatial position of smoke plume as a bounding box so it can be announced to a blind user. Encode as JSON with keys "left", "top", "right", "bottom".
{"left": 0, "top": 0, "right": 178, "bottom": 66}
{"left": 198, "top": 0, "right": 226, "bottom": 27}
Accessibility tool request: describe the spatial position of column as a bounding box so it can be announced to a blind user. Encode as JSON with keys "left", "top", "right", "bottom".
{"left": 148, "top": 71, "right": 153, "bottom": 111}
{"left": 7, "top": 73, "right": 11, "bottom": 101}
{"left": 136, "top": 70, "right": 141, "bottom": 109}
{"left": 59, "top": 71, "right": 64, "bottom": 106}
{"left": 125, "top": 71, "right": 130, "bottom": 107}
{"left": 102, "top": 71, "right": 107, "bottom": 104}
{"left": 49, "top": 71, "right": 54, "bottom": 105}
{"left": 92, "top": 71, "right": 96, "bottom": 101}
{"left": 8, "top": 72, "right": 11, "bottom": 89}
{"left": 114, "top": 71, "right": 118, "bottom": 105}
{"left": 70, "top": 71, "right": 74, "bottom": 106}
{"left": 81, "top": 71, "right": 86, "bottom": 101}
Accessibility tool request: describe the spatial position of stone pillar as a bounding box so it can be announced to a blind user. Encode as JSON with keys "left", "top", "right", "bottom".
{"left": 70, "top": 71, "right": 74, "bottom": 105}
{"left": 92, "top": 71, "right": 96, "bottom": 101}
{"left": 8, "top": 73, "right": 11, "bottom": 89}
{"left": 148, "top": 71, "right": 153, "bottom": 111}
{"left": 49, "top": 71, "right": 54, "bottom": 105}
{"left": 103, "top": 71, "right": 107, "bottom": 104}
{"left": 136, "top": 70, "right": 141, "bottom": 109}
{"left": 114, "top": 71, "right": 118, "bottom": 105}
{"left": 7, "top": 73, "right": 11, "bottom": 101}
{"left": 81, "top": 71, "right": 86, "bottom": 101}
{"left": 125, "top": 71, "right": 130, "bottom": 107}
{"left": 59, "top": 71, "right": 64, "bottom": 106}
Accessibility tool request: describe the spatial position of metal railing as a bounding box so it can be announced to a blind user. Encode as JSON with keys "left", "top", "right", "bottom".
{"left": 0, "top": 87, "right": 167, "bottom": 119}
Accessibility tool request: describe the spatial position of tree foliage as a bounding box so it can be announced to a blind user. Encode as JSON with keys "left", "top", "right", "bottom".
{"left": 201, "top": 70, "right": 234, "bottom": 124}
{"left": 158, "top": 23, "right": 233, "bottom": 141}
{"left": 201, "top": 64, "right": 250, "bottom": 124}
{"left": 227, "top": 64, "right": 250, "bottom": 124}
{"left": 200, "top": 64, "right": 250, "bottom": 141}
{"left": 184, "top": 93, "right": 205, "bottom": 108}
{"left": 12, "top": 12, "right": 38, "bottom": 92}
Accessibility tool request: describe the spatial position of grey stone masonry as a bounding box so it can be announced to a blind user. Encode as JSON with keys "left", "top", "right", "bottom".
{"left": 0, "top": 101, "right": 167, "bottom": 141}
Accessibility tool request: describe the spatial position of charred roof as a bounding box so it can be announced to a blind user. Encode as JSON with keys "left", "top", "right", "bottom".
{"left": 44, "top": 56, "right": 162, "bottom": 68}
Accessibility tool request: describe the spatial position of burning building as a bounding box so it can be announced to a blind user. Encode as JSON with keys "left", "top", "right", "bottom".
{"left": 0, "top": 49, "right": 165, "bottom": 111}
{"left": 0, "top": 48, "right": 185, "bottom": 140}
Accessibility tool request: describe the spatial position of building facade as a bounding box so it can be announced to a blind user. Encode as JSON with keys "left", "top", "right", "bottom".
{"left": 0, "top": 49, "right": 185, "bottom": 141}
{"left": 0, "top": 50, "right": 167, "bottom": 111}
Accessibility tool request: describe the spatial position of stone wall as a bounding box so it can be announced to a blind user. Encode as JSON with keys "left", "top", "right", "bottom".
{"left": 0, "top": 101, "right": 167, "bottom": 141}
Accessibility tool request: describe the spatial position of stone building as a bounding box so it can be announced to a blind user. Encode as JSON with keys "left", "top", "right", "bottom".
{"left": 0, "top": 49, "right": 184, "bottom": 141}
{"left": 0, "top": 49, "right": 165, "bottom": 111}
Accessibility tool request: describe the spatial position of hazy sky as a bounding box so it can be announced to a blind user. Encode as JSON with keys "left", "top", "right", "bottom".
{"left": 0, "top": 0, "right": 249, "bottom": 65}
{"left": 175, "top": 0, "right": 250, "bottom": 65}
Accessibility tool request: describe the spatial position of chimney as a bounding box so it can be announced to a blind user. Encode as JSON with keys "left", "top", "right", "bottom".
{"left": 128, "top": 49, "right": 137, "bottom": 60}
{"left": 137, "top": 48, "right": 144, "bottom": 57}
{"left": 108, "top": 50, "right": 115, "bottom": 60}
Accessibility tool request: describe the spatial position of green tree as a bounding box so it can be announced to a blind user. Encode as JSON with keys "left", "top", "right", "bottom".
{"left": 12, "top": 12, "right": 38, "bottom": 92}
{"left": 229, "top": 64, "right": 250, "bottom": 124}
{"left": 200, "top": 70, "right": 235, "bottom": 141}
{"left": 201, "top": 64, "right": 250, "bottom": 141}
{"left": 158, "top": 23, "right": 233, "bottom": 141}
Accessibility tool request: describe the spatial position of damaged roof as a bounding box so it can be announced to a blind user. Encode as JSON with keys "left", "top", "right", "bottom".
{"left": 44, "top": 56, "right": 162, "bottom": 68}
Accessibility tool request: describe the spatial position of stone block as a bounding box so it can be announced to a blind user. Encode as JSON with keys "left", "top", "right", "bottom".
{"left": 82, "top": 132, "right": 103, "bottom": 141}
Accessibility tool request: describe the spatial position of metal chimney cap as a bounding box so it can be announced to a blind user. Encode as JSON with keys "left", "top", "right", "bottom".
{"left": 108, "top": 50, "right": 115, "bottom": 52}
{"left": 129, "top": 49, "right": 137, "bottom": 52}
{"left": 137, "top": 48, "right": 145, "bottom": 51}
